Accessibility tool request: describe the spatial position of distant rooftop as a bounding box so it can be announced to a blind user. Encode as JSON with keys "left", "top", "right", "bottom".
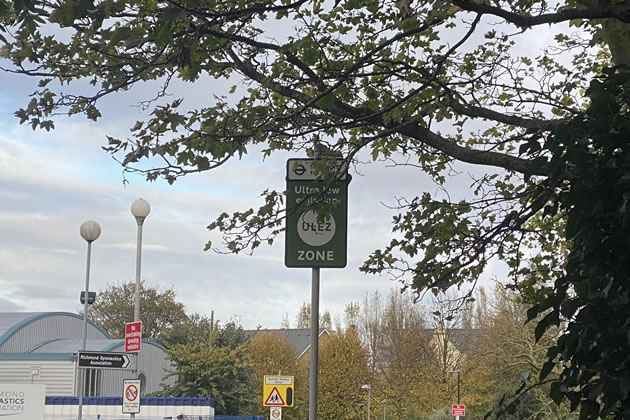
{"left": 428, "top": 328, "right": 483, "bottom": 353}
{"left": 245, "top": 328, "right": 328, "bottom": 358}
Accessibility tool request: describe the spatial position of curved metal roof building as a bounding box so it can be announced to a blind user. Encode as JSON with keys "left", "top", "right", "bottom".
{"left": 0, "top": 312, "right": 174, "bottom": 396}
{"left": 0, "top": 312, "right": 110, "bottom": 353}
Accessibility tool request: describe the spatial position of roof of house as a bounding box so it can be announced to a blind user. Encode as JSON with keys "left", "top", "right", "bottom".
{"left": 245, "top": 328, "right": 329, "bottom": 358}
{"left": 428, "top": 328, "right": 483, "bottom": 353}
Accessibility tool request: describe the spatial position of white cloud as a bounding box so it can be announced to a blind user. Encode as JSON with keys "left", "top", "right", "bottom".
{"left": 0, "top": 112, "right": 504, "bottom": 329}
{"left": 0, "top": 16, "right": 555, "bottom": 329}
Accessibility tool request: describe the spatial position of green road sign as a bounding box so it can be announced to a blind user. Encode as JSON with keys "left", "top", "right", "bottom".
{"left": 285, "top": 159, "right": 349, "bottom": 268}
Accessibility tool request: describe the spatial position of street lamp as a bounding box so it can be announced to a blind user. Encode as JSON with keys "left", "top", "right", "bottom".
{"left": 131, "top": 198, "right": 150, "bottom": 323}
{"left": 361, "top": 384, "right": 371, "bottom": 420}
{"left": 78, "top": 220, "right": 101, "bottom": 420}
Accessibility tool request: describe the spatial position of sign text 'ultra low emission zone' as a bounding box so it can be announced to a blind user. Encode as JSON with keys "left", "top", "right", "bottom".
{"left": 285, "top": 159, "right": 349, "bottom": 268}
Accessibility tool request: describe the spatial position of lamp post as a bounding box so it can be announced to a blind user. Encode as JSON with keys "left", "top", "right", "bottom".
{"left": 131, "top": 198, "right": 150, "bottom": 323}
{"left": 78, "top": 221, "right": 101, "bottom": 420}
{"left": 380, "top": 399, "right": 386, "bottom": 420}
{"left": 361, "top": 384, "right": 371, "bottom": 420}
{"left": 130, "top": 198, "right": 150, "bottom": 419}
{"left": 449, "top": 370, "right": 461, "bottom": 420}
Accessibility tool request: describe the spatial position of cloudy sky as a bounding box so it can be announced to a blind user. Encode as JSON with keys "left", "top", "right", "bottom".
{"left": 0, "top": 14, "right": 564, "bottom": 331}
{"left": 0, "top": 75, "right": 454, "bottom": 330}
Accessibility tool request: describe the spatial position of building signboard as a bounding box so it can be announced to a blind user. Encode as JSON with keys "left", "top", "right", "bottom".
{"left": 77, "top": 351, "right": 131, "bottom": 370}
{"left": 0, "top": 383, "right": 45, "bottom": 420}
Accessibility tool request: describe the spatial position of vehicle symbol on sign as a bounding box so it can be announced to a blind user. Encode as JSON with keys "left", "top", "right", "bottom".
{"left": 293, "top": 164, "right": 306, "bottom": 176}
{"left": 126, "top": 385, "right": 138, "bottom": 401}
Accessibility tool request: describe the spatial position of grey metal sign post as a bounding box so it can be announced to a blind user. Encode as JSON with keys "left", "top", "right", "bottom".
{"left": 285, "top": 158, "right": 349, "bottom": 420}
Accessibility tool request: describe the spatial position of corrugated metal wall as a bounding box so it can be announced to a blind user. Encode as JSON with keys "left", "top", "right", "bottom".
{"left": 0, "top": 314, "right": 107, "bottom": 353}
{"left": 0, "top": 314, "right": 172, "bottom": 398}
{"left": 99, "top": 343, "right": 175, "bottom": 396}
{"left": 0, "top": 360, "right": 75, "bottom": 395}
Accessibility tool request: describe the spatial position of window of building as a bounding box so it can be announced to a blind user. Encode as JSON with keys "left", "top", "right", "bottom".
{"left": 83, "top": 369, "right": 101, "bottom": 396}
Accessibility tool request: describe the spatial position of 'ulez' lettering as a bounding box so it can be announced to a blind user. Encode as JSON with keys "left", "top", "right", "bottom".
{"left": 301, "top": 221, "right": 332, "bottom": 233}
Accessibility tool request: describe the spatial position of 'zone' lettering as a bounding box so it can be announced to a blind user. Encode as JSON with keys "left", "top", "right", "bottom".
{"left": 297, "top": 250, "right": 334, "bottom": 261}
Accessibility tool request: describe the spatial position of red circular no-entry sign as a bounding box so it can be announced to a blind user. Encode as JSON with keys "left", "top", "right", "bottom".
{"left": 126, "top": 384, "right": 138, "bottom": 402}
{"left": 271, "top": 407, "right": 282, "bottom": 419}
{"left": 122, "top": 379, "right": 141, "bottom": 414}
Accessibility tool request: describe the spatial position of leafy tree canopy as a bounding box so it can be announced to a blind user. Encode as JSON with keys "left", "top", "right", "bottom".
{"left": 87, "top": 281, "right": 188, "bottom": 341}
{"left": 248, "top": 331, "right": 305, "bottom": 419}
{"left": 318, "top": 329, "right": 369, "bottom": 420}
{"left": 159, "top": 312, "right": 214, "bottom": 347}
{"left": 158, "top": 320, "right": 256, "bottom": 415}
{"left": 2, "top": 0, "right": 630, "bottom": 416}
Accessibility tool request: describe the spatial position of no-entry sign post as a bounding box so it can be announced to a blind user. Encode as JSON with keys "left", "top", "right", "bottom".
{"left": 270, "top": 407, "right": 282, "bottom": 420}
{"left": 122, "top": 379, "right": 141, "bottom": 414}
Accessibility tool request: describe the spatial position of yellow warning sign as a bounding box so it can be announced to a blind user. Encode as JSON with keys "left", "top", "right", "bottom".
{"left": 265, "top": 387, "right": 285, "bottom": 406}
{"left": 263, "top": 375, "right": 294, "bottom": 407}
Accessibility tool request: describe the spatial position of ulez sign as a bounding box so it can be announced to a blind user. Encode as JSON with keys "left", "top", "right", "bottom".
{"left": 285, "top": 158, "right": 349, "bottom": 268}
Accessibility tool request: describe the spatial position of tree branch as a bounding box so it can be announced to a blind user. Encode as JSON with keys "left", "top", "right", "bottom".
{"left": 226, "top": 43, "right": 546, "bottom": 176}
{"left": 399, "top": 123, "right": 545, "bottom": 174}
{"left": 448, "top": 99, "right": 571, "bottom": 130}
{"left": 452, "top": 0, "right": 630, "bottom": 26}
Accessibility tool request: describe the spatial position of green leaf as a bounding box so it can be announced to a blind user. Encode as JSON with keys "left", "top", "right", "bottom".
{"left": 539, "top": 360, "right": 556, "bottom": 381}
{"left": 549, "top": 381, "right": 564, "bottom": 405}
{"left": 318, "top": 93, "right": 335, "bottom": 109}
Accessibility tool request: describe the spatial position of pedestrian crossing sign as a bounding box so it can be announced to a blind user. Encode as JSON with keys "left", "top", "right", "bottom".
{"left": 263, "top": 375, "right": 294, "bottom": 407}
{"left": 265, "top": 387, "right": 285, "bottom": 406}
